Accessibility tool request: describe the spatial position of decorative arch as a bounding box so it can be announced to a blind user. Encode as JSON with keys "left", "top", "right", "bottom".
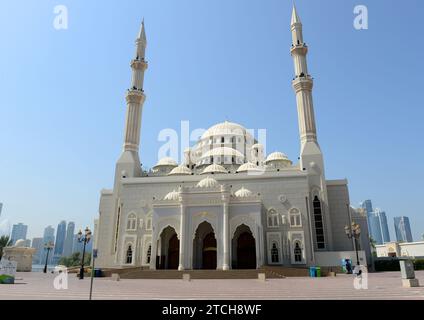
{"left": 191, "top": 213, "right": 217, "bottom": 241}
{"left": 125, "top": 243, "right": 134, "bottom": 264}
{"left": 267, "top": 208, "right": 279, "bottom": 228}
{"left": 126, "top": 212, "right": 137, "bottom": 231}
{"left": 155, "top": 219, "right": 181, "bottom": 241}
{"left": 230, "top": 215, "right": 258, "bottom": 242}
{"left": 293, "top": 240, "right": 303, "bottom": 263}
{"left": 145, "top": 211, "right": 153, "bottom": 231}
{"left": 271, "top": 241, "right": 280, "bottom": 263}
{"left": 289, "top": 208, "right": 302, "bottom": 227}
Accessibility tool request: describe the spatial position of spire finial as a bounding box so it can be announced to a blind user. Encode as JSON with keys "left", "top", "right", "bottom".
{"left": 138, "top": 18, "right": 147, "bottom": 42}
{"left": 291, "top": 4, "right": 301, "bottom": 25}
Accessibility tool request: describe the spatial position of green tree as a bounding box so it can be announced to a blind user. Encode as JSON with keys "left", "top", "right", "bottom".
{"left": 59, "top": 252, "right": 91, "bottom": 267}
{"left": 0, "top": 235, "right": 11, "bottom": 260}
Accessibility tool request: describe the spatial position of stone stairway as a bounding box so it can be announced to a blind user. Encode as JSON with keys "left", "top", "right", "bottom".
{"left": 102, "top": 266, "right": 311, "bottom": 279}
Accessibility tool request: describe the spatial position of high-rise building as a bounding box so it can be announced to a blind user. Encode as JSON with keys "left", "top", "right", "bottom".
{"left": 360, "top": 200, "right": 373, "bottom": 215}
{"left": 52, "top": 221, "right": 67, "bottom": 264}
{"left": 10, "top": 223, "right": 28, "bottom": 245}
{"left": 368, "top": 212, "right": 383, "bottom": 244}
{"left": 360, "top": 200, "right": 391, "bottom": 245}
{"left": 375, "top": 209, "right": 390, "bottom": 243}
{"left": 0, "top": 203, "right": 3, "bottom": 218}
{"left": 63, "top": 221, "right": 75, "bottom": 257}
{"left": 31, "top": 237, "right": 44, "bottom": 264}
{"left": 394, "top": 216, "right": 413, "bottom": 242}
{"left": 40, "top": 225, "right": 55, "bottom": 265}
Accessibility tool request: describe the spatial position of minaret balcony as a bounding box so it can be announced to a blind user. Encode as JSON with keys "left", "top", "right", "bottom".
{"left": 292, "top": 76, "right": 313, "bottom": 92}
{"left": 131, "top": 59, "right": 148, "bottom": 71}
{"left": 290, "top": 44, "right": 308, "bottom": 56}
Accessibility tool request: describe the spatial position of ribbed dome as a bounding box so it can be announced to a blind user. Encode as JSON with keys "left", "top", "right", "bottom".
{"left": 264, "top": 152, "right": 291, "bottom": 164}
{"left": 236, "top": 162, "right": 262, "bottom": 173}
{"left": 154, "top": 157, "right": 178, "bottom": 167}
{"left": 234, "top": 187, "right": 253, "bottom": 198}
{"left": 169, "top": 165, "right": 192, "bottom": 176}
{"left": 197, "top": 176, "right": 219, "bottom": 188}
{"left": 201, "top": 164, "right": 227, "bottom": 175}
{"left": 164, "top": 190, "right": 180, "bottom": 201}
{"left": 203, "top": 147, "right": 244, "bottom": 158}
{"left": 201, "top": 121, "right": 249, "bottom": 139}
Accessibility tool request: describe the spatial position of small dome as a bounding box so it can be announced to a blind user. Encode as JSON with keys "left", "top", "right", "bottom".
{"left": 164, "top": 190, "right": 180, "bottom": 201}
{"left": 154, "top": 157, "right": 178, "bottom": 167}
{"left": 234, "top": 187, "right": 252, "bottom": 198}
{"left": 264, "top": 152, "right": 292, "bottom": 165}
{"left": 236, "top": 162, "right": 262, "bottom": 173}
{"left": 169, "top": 165, "right": 192, "bottom": 176}
{"left": 14, "top": 239, "right": 26, "bottom": 247}
{"left": 197, "top": 176, "right": 219, "bottom": 188}
{"left": 201, "top": 164, "right": 227, "bottom": 175}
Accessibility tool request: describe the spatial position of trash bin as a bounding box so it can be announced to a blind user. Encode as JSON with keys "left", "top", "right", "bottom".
{"left": 94, "top": 268, "right": 103, "bottom": 278}
{"left": 309, "top": 267, "right": 316, "bottom": 277}
{"left": 316, "top": 267, "right": 321, "bottom": 277}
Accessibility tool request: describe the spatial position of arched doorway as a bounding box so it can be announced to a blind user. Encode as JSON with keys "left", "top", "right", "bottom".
{"left": 158, "top": 226, "right": 179, "bottom": 269}
{"left": 232, "top": 224, "right": 256, "bottom": 269}
{"left": 193, "top": 222, "right": 217, "bottom": 269}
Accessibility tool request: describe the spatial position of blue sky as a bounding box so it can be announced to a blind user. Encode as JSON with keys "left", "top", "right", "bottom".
{"left": 0, "top": 0, "right": 423, "bottom": 241}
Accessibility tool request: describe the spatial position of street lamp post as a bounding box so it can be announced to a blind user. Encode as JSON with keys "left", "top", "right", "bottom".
{"left": 344, "top": 222, "right": 361, "bottom": 266}
{"left": 77, "top": 227, "right": 92, "bottom": 280}
{"left": 43, "top": 241, "right": 54, "bottom": 273}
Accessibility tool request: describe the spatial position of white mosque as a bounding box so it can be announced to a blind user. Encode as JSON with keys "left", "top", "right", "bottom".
{"left": 94, "top": 7, "right": 369, "bottom": 271}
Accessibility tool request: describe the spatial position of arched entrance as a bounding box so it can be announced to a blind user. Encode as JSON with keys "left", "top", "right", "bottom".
{"left": 158, "top": 226, "right": 179, "bottom": 269}
{"left": 232, "top": 224, "right": 256, "bottom": 269}
{"left": 193, "top": 222, "right": 217, "bottom": 269}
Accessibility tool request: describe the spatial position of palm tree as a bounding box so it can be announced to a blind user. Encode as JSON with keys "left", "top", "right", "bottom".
{"left": 0, "top": 235, "right": 11, "bottom": 260}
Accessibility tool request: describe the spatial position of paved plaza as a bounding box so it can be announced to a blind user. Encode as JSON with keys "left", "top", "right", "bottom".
{"left": 1, "top": 271, "right": 423, "bottom": 300}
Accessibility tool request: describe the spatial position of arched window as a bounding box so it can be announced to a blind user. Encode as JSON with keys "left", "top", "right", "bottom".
{"left": 146, "top": 245, "right": 152, "bottom": 264}
{"left": 126, "top": 213, "right": 137, "bottom": 231}
{"left": 289, "top": 208, "right": 302, "bottom": 227}
{"left": 271, "top": 243, "right": 279, "bottom": 263}
{"left": 294, "top": 241, "right": 302, "bottom": 262}
{"left": 267, "top": 209, "right": 279, "bottom": 228}
{"left": 126, "top": 245, "right": 133, "bottom": 264}
{"left": 313, "top": 196, "right": 325, "bottom": 249}
{"left": 146, "top": 215, "right": 152, "bottom": 231}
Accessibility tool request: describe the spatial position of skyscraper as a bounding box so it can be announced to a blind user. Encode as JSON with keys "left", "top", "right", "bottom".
{"left": 360, "top": 200, "right": 391, "bottom": 245}
{"left": 31, "top": 237, "right": 43, "bottom": 264}
{"left": 63, "top": 221, "right": 75, "bottom": 257}
{"left": 40, "top": 225, "right": 55, "bottom": 265}
{"left": 394, "top": 216, "right": 413, "bottom": 242}
{"left": 10, "top": 223, "right": 28, "bottom": 245}
{"left": 360, "top": 200, "right": 373, "bottom": 215}
{"left": 52, "top": 220, "right": 67, "bottom": 264}
{"left": 375, "top": 209, "right": 390, "bottom": 243}
{"left": 0, "top": 203, "right": 3, "bottom": 218}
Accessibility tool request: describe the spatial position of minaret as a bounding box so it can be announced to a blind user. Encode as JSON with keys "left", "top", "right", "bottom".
{"left": 116, "top": 21, "right": 148, "bottom": 179}
{"left": 290, "top": 6, "right": 322, "bottom": 172}
{"left": 290, "top": 7, "right": 333, "bottom": 250}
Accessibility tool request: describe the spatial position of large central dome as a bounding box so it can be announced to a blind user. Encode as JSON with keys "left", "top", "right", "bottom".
{"left": 152, "top": 120, "right": 293, "bottom": 176}
{"left": 201, "top": 121, "right": 252, "bottom": 139}
{"left": 190, "top": 121, "right": 256, "bottom": 168}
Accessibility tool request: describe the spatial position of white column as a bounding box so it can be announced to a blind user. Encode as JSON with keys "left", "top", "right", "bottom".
{"left": 222, "top": 193, "right": 230, "bottom": 270}
{"left": 178, "top": 202, "right": 186, "bottom": 270}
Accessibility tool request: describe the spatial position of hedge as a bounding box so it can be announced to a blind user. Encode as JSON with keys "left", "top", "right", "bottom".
{"left": 374, "top": 258, "right": 424, "bottom": 272}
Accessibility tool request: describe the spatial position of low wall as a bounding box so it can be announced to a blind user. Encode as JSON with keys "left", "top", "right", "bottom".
{"left": 314, "top": 251, "right": 367, "bottom": 267}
